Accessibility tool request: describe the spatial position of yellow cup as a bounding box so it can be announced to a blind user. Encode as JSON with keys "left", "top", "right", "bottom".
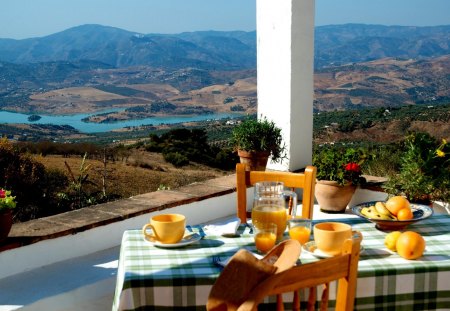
{"left": 142, "top": 214, "right": 186, "bottom": 244}
{"left": 313, "top": 222, "right": 362, "bottom": 256}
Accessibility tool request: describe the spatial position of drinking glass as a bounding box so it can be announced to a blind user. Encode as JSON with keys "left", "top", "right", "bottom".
{"left": 288, "top": 218, "right": 312, "bottom": 245}
{"left": 253, "top": 223, "right": 277, "bottom": 254}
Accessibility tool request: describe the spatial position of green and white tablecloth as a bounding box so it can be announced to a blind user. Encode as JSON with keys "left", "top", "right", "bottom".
{"left": 112, "top": 215, "right": 450, "bottom": 311}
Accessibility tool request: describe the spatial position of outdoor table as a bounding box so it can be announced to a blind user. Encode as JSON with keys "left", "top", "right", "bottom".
{"left": 112, "top": 214, "right": 450, "bottom": 310}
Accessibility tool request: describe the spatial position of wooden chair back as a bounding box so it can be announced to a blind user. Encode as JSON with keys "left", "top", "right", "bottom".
{"left": 237, "top": 237, "right": 361, "bottom": 311}
{"left": 236, "top": 163, "right": 317, "bottom": 222}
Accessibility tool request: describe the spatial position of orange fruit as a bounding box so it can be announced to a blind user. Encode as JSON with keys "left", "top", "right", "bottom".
{"left": 385, "top": 196, "right": 410, "bottom": 216}
{"left": 396, "top": 231, "right": 425, "bottom": 260}
{"left": 397, "top": 207, "right": 413, "bottom": 220}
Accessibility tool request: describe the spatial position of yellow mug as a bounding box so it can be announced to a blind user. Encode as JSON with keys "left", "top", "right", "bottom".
{"left": 313, "top": 222, "right": 362, "bottom": 256}
{"left": 142, "top": 214, "right": 186, "bottom": 244}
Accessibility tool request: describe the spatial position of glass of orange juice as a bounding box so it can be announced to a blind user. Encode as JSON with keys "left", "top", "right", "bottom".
{"left": 288, "top": 218, "right": 312, "bottom": 245}
{"left": 253, "top": 223, "right": 277, "bottom": 254}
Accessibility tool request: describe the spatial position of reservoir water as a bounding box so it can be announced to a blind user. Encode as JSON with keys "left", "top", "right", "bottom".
{"left": 0, "top": 110, "right": 240, "bottom": 133}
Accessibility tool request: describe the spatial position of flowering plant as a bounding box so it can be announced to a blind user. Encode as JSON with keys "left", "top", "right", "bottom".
{"left": 313, "top": 146, "right": 367, "bottom": 186}
{"left": 383, "top": 132, "right": 449, "bottom": 203}
{"left": 0, "top": 188, "right": 16, "bottom": 211}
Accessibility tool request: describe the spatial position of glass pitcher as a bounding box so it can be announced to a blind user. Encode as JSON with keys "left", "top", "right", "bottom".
{"left": 251, "top": 181, "right": 298, "bottom": 240}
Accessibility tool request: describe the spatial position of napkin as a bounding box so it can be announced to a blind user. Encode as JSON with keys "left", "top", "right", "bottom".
{"left": 203, "top": 217, "right": 241, "bottom": 237}
{"left": 215, "top": 253, "right": 263, "bottom": 268}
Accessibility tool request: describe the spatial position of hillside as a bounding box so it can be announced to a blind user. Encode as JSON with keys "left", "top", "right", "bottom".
{"left": 314, "top": 55, "right": 450, "bottom": 111}
{"left": 36, "top": 150, "right": 228, "bottom": 199}
{"left": 313, "top": 104, "right": 450, "bottom": 144}
{"left": 5, "top": 56, "right": 448, "bottom": 117}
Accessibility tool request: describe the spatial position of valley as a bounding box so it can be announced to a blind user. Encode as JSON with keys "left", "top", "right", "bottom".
{"left": 0, "top": 24, "right": 449, "bottom": 143}
{"left": 2, "top": 55, "right": 448, "bottom": 118}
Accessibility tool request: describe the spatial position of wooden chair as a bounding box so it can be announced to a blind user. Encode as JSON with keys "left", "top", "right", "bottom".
{"left": 237, "top": 237, "right": 362, "bottom": 311}
{"left": 236, "top": 163, "right": 317, "bottom": 222}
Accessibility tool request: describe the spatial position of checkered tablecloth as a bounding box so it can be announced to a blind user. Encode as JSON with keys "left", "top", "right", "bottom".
{"left": 112, "top": 215, "right": 450, "bottom": 311}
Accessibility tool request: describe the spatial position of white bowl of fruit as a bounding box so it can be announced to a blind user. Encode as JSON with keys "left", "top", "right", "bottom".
{"left": 352, "top": 196, "right": 433, "bottom": 231}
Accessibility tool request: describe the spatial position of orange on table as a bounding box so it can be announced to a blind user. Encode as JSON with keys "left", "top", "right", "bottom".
{"left": 396, "top": 231, "right": 425, "bottom": 260}
{"left": 255, "top": 232, "right": 277, "bottom": 253}
{"left": 289, "top": 226, "right": 311, "bottom": 245}
{"left": 397, "top": 207, "right": 414, "bottom": 220}
{"left": 385, "top": 196, "right": 410, "bottom": 216}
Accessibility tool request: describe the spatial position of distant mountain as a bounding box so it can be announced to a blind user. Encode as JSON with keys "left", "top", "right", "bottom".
{"left": 0, "top": 24, "right": 256, "bottom": 70}
{"left": 315, "top": 24, "right": 450, "bottom": 68}
{"left": 0, "top": 24, "right": 449, "bottom": 70}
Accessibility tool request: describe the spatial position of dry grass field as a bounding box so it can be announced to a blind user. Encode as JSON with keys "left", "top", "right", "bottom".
{"left": 34, "top": 149, "right": 229, "bottom": 199}
{"left": 29, "top": 87, "right": 131, "bottom": 114}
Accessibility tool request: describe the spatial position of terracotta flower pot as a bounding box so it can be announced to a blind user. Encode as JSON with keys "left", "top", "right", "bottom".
{"left": 315, "top": 180, "right": 356, "bottom": 213}
{"left": 0, "top": 209, "right": 13, "bottom": 242}
{"left": 237, "top": 150, "right": 270, "bottom": 171}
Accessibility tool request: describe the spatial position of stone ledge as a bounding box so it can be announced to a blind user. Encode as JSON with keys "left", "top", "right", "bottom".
{"left": 0, "top": 174, "right": 237, "bottom": 253}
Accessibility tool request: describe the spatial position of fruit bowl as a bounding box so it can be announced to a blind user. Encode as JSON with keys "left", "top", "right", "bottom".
{"left": 351, "top": 201, "right": 433, "bottom": 231}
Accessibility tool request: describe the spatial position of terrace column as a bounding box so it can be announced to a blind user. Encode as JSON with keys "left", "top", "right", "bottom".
{"left": 256, "top": 0, "right": 315, "bottom": 171}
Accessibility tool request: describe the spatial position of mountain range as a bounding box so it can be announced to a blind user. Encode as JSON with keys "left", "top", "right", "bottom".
{"left": 314, "top": 24, "right": 450, "bottom": 68}
{"left": 0, "top": 24, "right": 449, "bottom": 116}
{"left": 0, "top": 24, "right": 256, "bottom": 70}
{"left": 1, "top": 24, "right": 449, "bottom": 70}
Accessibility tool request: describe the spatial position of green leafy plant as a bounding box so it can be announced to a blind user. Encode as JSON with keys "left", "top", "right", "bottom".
{"left": 383, "top": 132, "right": 449, "bottom": 203}
{"left": 313, "top": 145, "right": 368, "bottom": 185}
{"left": 0, "top": 188, "right": 16, "bottom": 211}
{"left": 230, "top": 116, "right": 286, "bottom": 163}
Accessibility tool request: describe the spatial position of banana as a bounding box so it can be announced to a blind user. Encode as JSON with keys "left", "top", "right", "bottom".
{"left": 361, "top": 206, "right": 396, "bottom": 220}
{"left": 360, "top": 207, "right": 372, "bottom": 217}
{"left": 375, "top": 202, "right": 394, "bottom": 217}
{"left": 375, "top": 202, "right": 397, "bottom": 220}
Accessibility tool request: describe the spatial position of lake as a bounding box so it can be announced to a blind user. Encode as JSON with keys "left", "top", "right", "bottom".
{"left": 0, "top": 110, "right": 240, "bottom": 133}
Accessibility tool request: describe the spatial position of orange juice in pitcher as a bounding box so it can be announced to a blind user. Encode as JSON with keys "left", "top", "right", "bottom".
{"left": 251, "top": 205, "right": 287, "bottom": 240}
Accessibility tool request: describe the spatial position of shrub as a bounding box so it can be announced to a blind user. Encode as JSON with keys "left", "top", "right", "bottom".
{"left": 163, "top": 152, "right": 190, "bottom": 167}
{"left": 0, "top": 138, "right": 69, "bottom": 221}
{"left": 145, "top": 128, "right": 236, "bottom": 170}
{"left": 383, "top": 132, "right": 449, "bottom": 203}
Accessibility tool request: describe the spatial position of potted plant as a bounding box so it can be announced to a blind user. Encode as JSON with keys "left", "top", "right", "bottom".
{"left": 383, "top": 132, "right": 449, "bottom": 205}
{"left": 0, "top": 188, "right": 17, "bottom": 242}
{"left": 230, "top": 116, "right": 286, "bottom": 171}
{"left": 313, "top": 146, "right": 367, "bottom": 213}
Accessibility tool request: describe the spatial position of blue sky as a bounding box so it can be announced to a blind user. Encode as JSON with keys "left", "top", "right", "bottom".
{"left": 0, "top": 0, "right": 449, "bottom": 39}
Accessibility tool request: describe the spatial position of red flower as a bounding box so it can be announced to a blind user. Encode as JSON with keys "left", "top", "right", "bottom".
{"left": 344, "top": 162, "right": 361, "bottom": 173}
{"left": 0, "top": 189, "right": 5, "bottom": 198}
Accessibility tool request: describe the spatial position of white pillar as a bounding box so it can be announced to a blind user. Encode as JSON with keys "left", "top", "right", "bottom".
{"left": 257, "top": 0, "right": 315, "bottom": 171}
